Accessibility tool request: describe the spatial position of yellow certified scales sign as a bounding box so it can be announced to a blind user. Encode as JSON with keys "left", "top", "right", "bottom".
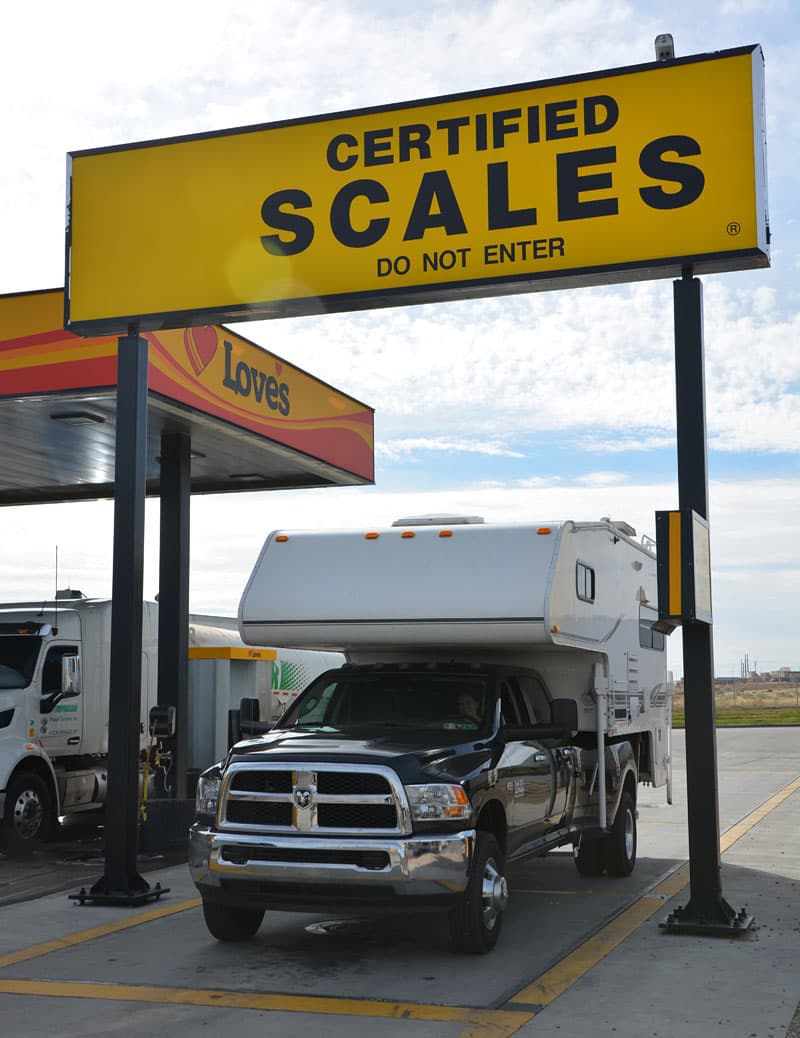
{"left": 66, "top": 45, "right": 768, "bottom": 335}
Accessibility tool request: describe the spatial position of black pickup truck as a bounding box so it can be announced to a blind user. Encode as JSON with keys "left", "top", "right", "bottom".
{"left": 189, "top": 661, "right": 639, "bottom": 953}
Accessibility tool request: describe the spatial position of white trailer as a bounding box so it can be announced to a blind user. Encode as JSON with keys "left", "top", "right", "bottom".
{"left": 0, "top": 593, "right": 342, "bottom": 855}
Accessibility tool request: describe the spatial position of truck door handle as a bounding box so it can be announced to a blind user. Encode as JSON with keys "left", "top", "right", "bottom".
{"left": 67, "top": 737, "right": 80, "bottom": 745}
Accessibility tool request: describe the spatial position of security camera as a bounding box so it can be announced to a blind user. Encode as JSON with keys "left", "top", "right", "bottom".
{"left": 655, "top": 33, "right": 675, "bottom": 61}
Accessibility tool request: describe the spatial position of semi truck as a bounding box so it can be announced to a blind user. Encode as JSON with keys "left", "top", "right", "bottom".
{"left": 189, "top": 515, "right": 673, "bottom": 953}
{"left": 0, "top": 592, "right": 342, "bottom": 856}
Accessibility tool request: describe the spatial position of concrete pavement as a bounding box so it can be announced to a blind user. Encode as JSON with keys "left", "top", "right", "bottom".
{"left": 0, "top": 727, "right": 797, "bottom": 1038}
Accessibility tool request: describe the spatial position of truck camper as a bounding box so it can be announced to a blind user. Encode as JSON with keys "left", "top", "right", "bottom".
{"left": 190, "top": 516, "right": 673, "bottom": 952}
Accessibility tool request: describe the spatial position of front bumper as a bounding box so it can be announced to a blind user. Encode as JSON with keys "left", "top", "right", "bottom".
{"left": 189, "top": 824, "right": 475, "bottom": 910}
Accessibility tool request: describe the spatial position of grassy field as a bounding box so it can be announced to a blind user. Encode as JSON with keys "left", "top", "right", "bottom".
{"left": 672, "top": 683, "right": 800, "bottom": 727}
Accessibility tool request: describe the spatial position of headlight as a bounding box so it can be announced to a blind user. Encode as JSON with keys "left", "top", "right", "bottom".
{"left": 195, "top": 770, "right": 222, "bottom": 820}
{"left": 405, "top": 783, "right": 472, "bottom": 822}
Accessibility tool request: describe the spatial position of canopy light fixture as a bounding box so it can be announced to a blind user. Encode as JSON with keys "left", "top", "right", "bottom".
{"left": 155, "top": 450, "right": 206, "bottom": 464}
{"left": 50, "top": 411, "right": 106, "bottom": 426}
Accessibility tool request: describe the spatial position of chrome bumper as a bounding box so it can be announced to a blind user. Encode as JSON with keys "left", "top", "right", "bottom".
{"left": 189, "top": 825, "right": 475, "bottom": 899}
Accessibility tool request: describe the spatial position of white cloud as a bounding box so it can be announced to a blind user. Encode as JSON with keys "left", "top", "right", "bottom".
{"left": 239, "top": 274, "right": 798, "bottom": 455}
{"left": 377, "top": 437, "right": 524, "bottom": 460}
{"left": 576, "top": 471, "right": 629, "bottom": 486}
{"left": 582, "top": 434, "right": 677, "bottom": 453}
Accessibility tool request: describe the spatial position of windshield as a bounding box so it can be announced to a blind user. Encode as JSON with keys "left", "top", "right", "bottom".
{"left": 279, "top": 670, "right": 491, "bottom": 733}
{"left": 0, "top": 635, "right": 42, "bottom": 689}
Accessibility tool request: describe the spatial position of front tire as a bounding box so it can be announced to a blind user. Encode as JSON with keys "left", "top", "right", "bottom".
{"left": 604, "top": 791, "right": 637, "bottom": 876}
{"left": 202, "top": 899, "right": 264, "bottom": 941}
{"left": 0, "top": 772, "right": 54, "bottom": 857}
{"left": 449, "top": 832, "right": 507, "bottom": 954}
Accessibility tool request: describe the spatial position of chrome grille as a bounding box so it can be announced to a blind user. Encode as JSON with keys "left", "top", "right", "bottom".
{"left": 219, "top": 762, "right": 411, "bottom": 835}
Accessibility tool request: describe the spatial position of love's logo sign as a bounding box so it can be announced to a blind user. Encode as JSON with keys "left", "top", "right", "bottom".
{"left": 184, "top": 326, "right": 219, "bottom": 375}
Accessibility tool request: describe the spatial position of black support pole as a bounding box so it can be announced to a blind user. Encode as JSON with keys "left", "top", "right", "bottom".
{"left": 83, "top": 328, "right": 151, "bottom": 903}
{"left": 661, "top": 272, "right": 752, "bottom": 935}
{"left": 157, "top": 431, "right": 191, "bottom": 799}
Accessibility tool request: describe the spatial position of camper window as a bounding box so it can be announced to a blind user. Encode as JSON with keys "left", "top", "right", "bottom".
{"left": 576, "top": 562, "right": 595, "bottom": 603}
{"left": 639, "top": 604, "right": 665, "bottom": 651}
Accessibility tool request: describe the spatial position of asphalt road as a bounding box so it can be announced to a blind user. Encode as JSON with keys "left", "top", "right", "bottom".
{"left": 0, "top": 813, "right": 185, "bottom": 908}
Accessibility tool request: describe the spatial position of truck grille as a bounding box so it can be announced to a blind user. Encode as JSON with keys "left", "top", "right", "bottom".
{"left": 219, "top": 762, "right": 410, "bottom": 836}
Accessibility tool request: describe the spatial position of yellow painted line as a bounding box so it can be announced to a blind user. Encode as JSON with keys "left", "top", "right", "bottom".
{"left": 510, "top": 896, "right": 663, "bottom": 1007}
{"left": 0, "top": 980, "right": 532, "bottom": 1036}
{"left": 649, "top": 863, "right": 690, "bottom": 900}
{"left": 709, "top": 770, "right": 800, "bottom": 776}
{"left": 720, "top": 776, "right": 800, "bottom": 853}
{"left": 511, "top": 775, "right": 799, "bottom": 1008}
{"left": 0, "top": 898, "right": 201, "bottom": 969}
{"left": 514, "top": 888, "right": 630, "bottom": 898}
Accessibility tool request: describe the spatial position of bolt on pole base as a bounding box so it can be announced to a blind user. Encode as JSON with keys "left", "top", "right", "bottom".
{"left": 660, "top": 899, "right": 754, "bottom": 937}
{"left": 69, "top": 880, "right": 170, "bottom": 907}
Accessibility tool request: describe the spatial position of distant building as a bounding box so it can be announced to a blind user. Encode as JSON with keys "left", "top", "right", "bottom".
{"left": 768, "top": 667, "right": 800, "bottom": 682}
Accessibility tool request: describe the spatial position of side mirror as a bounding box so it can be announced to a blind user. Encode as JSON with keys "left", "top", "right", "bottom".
{"left": 504, "top": 698, "right": 579, "bottom": 742}
{"left": 149, "top": 704, "right": 176, "bottom": 737}
{"left": 237, "top": 697, "right": 273, "bottom": 740}
{"left": 551, "top": 698, "right": 578, "bottom": 735}
{"left": 61, "top": 655, "right": 81, "bottom": 695}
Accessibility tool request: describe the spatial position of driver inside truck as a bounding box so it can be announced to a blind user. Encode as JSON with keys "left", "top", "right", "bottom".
{"left": 457, "top": 690, "right": 483, "bottom": 726}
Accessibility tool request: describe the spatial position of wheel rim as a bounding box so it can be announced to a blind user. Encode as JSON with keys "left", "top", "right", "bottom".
{"left": 12, "top": 788, "right": 43, "bottom": 840}
{"left": 624, "top": 809, "right": 634, "bottom": 860}
{"left": 480, "top": 857, "right": 508, "bottom": 931}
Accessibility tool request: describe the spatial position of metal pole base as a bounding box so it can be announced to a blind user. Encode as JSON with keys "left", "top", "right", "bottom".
{"left": 69, "top": 879, "right": 170, "bottom": 907}
{"left": 660, "top": 899, "right": 754, "bottom": 936}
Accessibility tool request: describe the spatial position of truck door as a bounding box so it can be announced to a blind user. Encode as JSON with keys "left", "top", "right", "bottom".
{"left": 499, "top": 677, "right": 553, "bottom": 855}
{"left": 38, "top": 643, "right": 82, "bottom": 756}
{"left": 517, "top": 673, "right": 572, "bottom": 825}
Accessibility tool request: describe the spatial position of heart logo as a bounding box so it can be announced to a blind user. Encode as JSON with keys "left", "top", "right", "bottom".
{"left": 184, "top": 326, "right": 218, "bottom": 375}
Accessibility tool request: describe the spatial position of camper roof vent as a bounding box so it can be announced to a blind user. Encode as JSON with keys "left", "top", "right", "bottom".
{"left": 603, "top": 518, "right": 637, "bottom": 538}
{"left": 55, "top": 589, "right": 86, "bottom": 600}
{"left": 392, "top": 514, "right": 485, "bottom": 527}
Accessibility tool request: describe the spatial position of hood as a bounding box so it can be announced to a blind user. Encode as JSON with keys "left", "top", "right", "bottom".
{"left": 228, "top": 726, "right": 494, "bottom": 784}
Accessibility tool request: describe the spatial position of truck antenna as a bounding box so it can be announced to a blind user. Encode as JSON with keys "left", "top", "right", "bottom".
{"left": 53, "top": 546, "right": 59, "bottom": 635}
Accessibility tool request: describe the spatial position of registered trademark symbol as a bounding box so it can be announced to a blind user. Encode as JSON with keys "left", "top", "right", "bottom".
{"left": 727, "top": 221, "right": 742, "bottom": 235}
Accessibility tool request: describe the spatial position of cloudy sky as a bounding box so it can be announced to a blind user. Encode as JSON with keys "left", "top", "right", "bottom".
{"left": 0, "top": 0, "right": 797, "bottom": 679}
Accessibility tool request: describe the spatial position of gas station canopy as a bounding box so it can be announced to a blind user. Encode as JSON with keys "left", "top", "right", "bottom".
{"left": 0, "top": 289, "right": 374, "bottom": 506}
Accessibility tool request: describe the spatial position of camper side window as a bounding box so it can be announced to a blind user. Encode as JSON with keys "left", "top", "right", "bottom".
{"left": 639, "top": 604, "right": 665, "bottom": 651}
{"left": 576, "top": 562, "right": 595, "bottom": 603}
